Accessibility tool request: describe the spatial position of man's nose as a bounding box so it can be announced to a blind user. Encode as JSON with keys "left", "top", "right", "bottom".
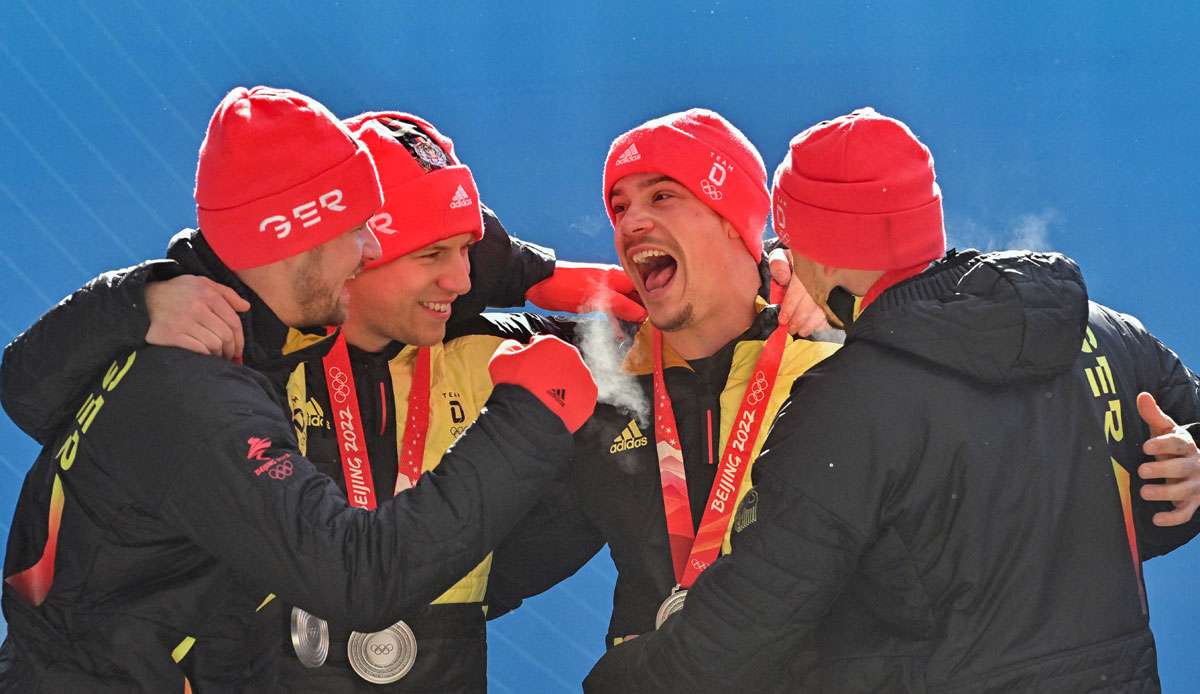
{"left": 439, "top": 253, "right": 472, "bottom": 296}
{"left": 359, "top": 225, "right": 382, "bottom": 263}
{"left": 617, "top": 204, "right": 653, "bottom": 239}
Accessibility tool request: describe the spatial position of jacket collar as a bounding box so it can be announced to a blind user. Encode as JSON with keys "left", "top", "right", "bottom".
{"left": 166, "top": 229, "right": 339, "bottom": 376}
{"left": 622, "top": 297, "right": 778, "bottom": 376}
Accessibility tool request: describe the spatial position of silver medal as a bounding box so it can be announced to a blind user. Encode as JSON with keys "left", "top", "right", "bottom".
{"left": 347, "top": 620, "right": 418, "bottom": 684}
{"left": 290, "top": 606, "right": 330, "bottom": 668}
{"left": 654, "top": 587, "right": 688, "bottom": 629}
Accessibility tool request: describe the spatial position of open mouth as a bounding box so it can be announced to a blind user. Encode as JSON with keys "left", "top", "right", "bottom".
{"left": 631, "top": 249, "right": 678, "bottom": 294}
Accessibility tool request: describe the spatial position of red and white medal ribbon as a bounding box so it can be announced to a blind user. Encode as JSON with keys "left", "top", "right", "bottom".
{"left": 323, "top": 334, "right": 379, "bottom": 511}
{"left": 323, "top": 340, "right": 433, "bottom": 502}
{"left": 319, "top": 339, "right": 429, "bottom": 681}
{"left": 652, "top": 325, "right": 788, "bottom": 589}
{"left": 396, "top": 347, "right": 431, "bottom": 493}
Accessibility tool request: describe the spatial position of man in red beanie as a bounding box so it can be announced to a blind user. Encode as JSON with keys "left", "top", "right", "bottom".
{"left": 0, "top": 86, "right": 599, "bottom": 692}
{"left": 264, "top": 112, "right": 604, "bottom": 692}
{"left": 484, "top": 109, "right": 840, "bottom": 690}
{"left": 0, "top": 94, "right": 653, "bottom": 690}
{"left": 584, "top": 108, "right": 1200, "bottom": 692}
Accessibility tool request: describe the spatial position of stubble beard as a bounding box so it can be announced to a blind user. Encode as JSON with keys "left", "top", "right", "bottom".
{"left": 292, "top": 250, "right": 348, "bottom": 327}
{"left": 649, "top": 302, "right": 693, "bottom": 333}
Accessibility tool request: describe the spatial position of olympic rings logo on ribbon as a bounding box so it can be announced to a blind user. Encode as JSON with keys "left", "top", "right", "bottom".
{"left": 329, "top": 366, "right": 351, "bottom": 404}
{"left": 371, "top": 643, "right": 395, "bottom": 656}
{"left": 745, "top": 370, "right": 770, "bottom": 406}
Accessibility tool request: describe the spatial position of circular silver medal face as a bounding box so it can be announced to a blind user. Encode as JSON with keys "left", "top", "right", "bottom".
{"left": 347, "top": 620, "right": 418, "bottom": 684}
{"left": 654, "top": 589, "right": 688, "bottom": 630}
{"left": 290, "top": 607, "right": 330, "bottom": 668}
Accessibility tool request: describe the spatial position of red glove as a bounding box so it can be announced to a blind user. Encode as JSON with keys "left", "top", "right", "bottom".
{"left": 488, "top": 335, "right": 598, "bottom": 433}
{"left": 525, "top": 261, "right": 647, "bottom": 322}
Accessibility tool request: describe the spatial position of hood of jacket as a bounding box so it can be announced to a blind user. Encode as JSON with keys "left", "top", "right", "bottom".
{"left": 848, "top": 250, "right": 1089, "bottom": 385}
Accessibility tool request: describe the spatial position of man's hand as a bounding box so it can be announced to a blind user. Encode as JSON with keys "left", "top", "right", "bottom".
{"left": 145, "top": 275, "right": 250, "bottom": 362}
{"left": 1135, "top": 391, "right": 1200, "bottom": 527}
{"left": 767, "top": 247, "right": 830, "bottom": 337}
{"left": 526, "top": 261, "right": 647, "bottom": 322}
{"left": 489, "top": 335, "right": 599, "bottom": 433}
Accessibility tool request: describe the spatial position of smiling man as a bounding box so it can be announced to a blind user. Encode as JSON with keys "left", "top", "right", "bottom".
{"left": 0, "top": 97, "right": 639, "bottom": 691}
{"left": 266, "top": 111, "right": 604, "bottom": 692}
{"left": 609, "top": 167, "right": 763, "bottom": 357}
{"left": 584, "top": 107, "right": 1200, "bottom": 693}
{"left": 486, "top": 111, "right": 838, "bottom": 685}
{"left": 0, "top": 89, "right": 598, "bottom": 693}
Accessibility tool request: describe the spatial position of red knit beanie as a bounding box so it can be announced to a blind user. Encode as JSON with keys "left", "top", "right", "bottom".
{"left": 772, "top": 107, "right": 945, "bottom": 270}
{"left": 603, "top": 109, "right": 769, "bottom": 261}
{"left": 194, "top": 86, "right": 383, "bottom": 270}
{"left": 342, "top": 112, "right": 485, "bottom": 270}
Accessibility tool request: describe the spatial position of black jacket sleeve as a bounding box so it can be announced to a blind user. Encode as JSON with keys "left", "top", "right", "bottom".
{"left": 450, "top": 206, "right": 556, "bottom": 323}
{"left": 109, "top": 350, "right": 577, "bottom": 634}
{"left": 584, "top": 362, "right": 890, "bottom": 693}
{"left": 1107, "top": 306, "right": 1200, "bottom": 559}
{"left": 0, "top": 260, "right": 178, "bottom": 444}
{"left": 484, "top": 469, "right": 605, "bottom": 619}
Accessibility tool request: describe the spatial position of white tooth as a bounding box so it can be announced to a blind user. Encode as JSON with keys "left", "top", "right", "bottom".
{"left": 632, "top": 249, "right": 667, "bottom": 264}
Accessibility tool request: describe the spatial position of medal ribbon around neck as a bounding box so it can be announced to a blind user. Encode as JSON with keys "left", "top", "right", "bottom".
{"left": 652, "top": 324, "right": 788, "bottom": 588}
{"left": 323, "top": 339, "right": 432, "bottom": 506}
{"left": 323, "top": 334, "right": 379, "bottom": 511}
{"left": 398, "top": 347, "right": 431, "bottom": 493}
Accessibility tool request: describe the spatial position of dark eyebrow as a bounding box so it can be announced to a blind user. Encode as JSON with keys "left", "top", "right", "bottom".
{"left": 638, "top": 175, "right": 676, "bottom": 188}
{"left": 427, "top": 234, "right": 473, "bottom": 252}
{"left": 610, "top": 175, "right": 679, "bottom": 205}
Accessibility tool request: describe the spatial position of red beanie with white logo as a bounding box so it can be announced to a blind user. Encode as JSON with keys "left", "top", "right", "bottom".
{"left": 603, "top": 108, "right": 770, "bottom": 261}
{"left": 194, "top": 86, "right": 383, "bottom": 270}
{"left": 772, "top": 107, "right": 945, "bottom": 270}
{"left": 342, "top": 112, "right": 484, "bottom": 270}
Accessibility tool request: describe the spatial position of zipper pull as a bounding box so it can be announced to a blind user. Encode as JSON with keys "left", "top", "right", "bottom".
{"left": 706, "top": 408, "right": 715, "bottom": 465}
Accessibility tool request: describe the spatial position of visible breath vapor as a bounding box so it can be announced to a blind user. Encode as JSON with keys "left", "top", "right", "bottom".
{"left": 947, "top": 208, "right": 1060, "bottom": 252}
{"left": 576, "top": 291, "right": 650, "bottom": 426}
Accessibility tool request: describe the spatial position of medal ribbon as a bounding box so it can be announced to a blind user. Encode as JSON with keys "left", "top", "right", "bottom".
{"left": 653, "top": 325, "right": 788, "bottom": 588}
{"left": 398, "top": 347, "right": 431, "bottom": 492}
{"left": 323, "top": 335, "right": 378, "bottom": 510}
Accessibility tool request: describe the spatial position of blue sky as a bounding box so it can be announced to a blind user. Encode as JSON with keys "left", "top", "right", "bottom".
{"left": 1, "top": 1, "right": 1197, "bottom": 690}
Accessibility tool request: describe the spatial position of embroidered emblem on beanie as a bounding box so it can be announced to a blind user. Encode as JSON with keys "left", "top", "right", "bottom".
{"left": 342, "top": 112, "right": 485, "bottom": 269}
{"left": 603, "top": 109, "right": 769, "bottom": 261}
{"left": 379, "top": 118, "right": 450, "bottom": 172}
{"left": 449, "top": 185, "right": 473, "bottom": 209}
{"left": 614, "top": 143, "right": 641, "bottom": 165}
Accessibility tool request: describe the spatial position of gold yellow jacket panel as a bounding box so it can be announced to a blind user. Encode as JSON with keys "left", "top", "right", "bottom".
{"left": 285, "top": 333, "right": 510, "bottom": 605}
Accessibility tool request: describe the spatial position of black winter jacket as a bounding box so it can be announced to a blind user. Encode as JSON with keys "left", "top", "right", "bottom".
{"left": 0, "top": 207, "right": 553, "bottom": 448}
{"left": 585, "top": 250, "right": 1200, "bottom": 693}
{"left": 488, "top": 304, "right": 838, "bottom": 674}
{"left": 272, "top": 312, "right": 576, "bottom": 694}
{"left": 0, "top": 231, "right": 573, "bottom": 693}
